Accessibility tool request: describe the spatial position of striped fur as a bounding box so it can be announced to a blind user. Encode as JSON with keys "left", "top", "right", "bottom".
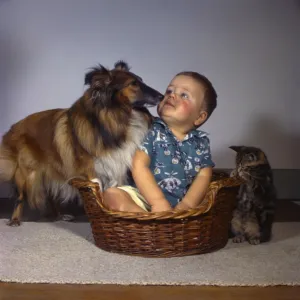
{"left": 229, "top": 146, "right": 277, "bottom": 244}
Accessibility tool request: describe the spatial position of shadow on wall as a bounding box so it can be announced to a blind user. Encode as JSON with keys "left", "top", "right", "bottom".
{"left": 0, "top": 29, "right": 28, "bottom": 137}
{"left": 0, "top": 31, "right": 10, "bottom": 136}
{"left": 0, "top": 28, "right": 12, "bottom": 198}
{"left": 213, "top": 114, "right": 300, "bottom": 199}
{"left": 0, "top": 14, "right": 31, "bottom": 136}
{"left": 0, "top": 28, "right": 29, "bottom": 197}
{"left": 214, "top": 114, "right": 299, "bottom": 169}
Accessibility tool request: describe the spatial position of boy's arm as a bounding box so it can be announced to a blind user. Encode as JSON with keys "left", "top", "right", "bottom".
{"left": 175, "top": 167, "right": 212, "bottom": 210}
{"left": 132, "top": 150, "right": 172, "bottom": 212}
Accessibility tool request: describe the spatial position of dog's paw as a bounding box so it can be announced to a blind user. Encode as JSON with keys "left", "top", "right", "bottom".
{"left": 59, "top": 214, "right": 75, "bottom": 222}
{"left": 7, "top": 219, "right": 21, "bottom": 227}
{"left": 91, "top": 178, "right": 103, "bottom": 191}
{"left": 232, "top": 235, "right": 245, "bottom": 243}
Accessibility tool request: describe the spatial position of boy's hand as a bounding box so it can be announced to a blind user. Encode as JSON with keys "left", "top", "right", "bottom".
{"left": 151, "top": 200, "right": 172, "bottom": 212}
{"left": 174, "top": 201, "right": 192, "bottom": 211}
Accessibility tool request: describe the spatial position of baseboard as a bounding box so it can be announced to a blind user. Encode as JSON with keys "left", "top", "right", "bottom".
{"left": 271, "top": 169, "right": 300, "bottom": 199}
{"left": 220, "top": 169, "right": 300, "bottom": 200}
{"left": 0, "top": 182, "right": 12, "bottom": 198}
{"left": 0, "top": 169, "right": 299, "bottom": 200}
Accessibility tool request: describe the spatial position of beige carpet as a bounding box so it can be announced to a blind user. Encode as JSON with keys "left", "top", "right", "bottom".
{"left": 0, "top": 219, "right": 299, "bottom": 286}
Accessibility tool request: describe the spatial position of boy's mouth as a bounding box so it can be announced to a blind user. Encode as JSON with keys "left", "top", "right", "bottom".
{"left": 158, "top": 99, "right": 176, "bottom": 114}
{"left": 164, "top": 99, "right": 176, "bottom": 107}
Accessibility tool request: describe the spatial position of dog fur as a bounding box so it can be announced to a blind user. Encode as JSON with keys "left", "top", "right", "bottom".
{"left": 0, "top": 61, "right": 162, "bottom": 226}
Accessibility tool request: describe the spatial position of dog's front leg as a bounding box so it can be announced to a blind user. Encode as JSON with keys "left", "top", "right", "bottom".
{"left": 86, "top": 168, "right": 103, "bottom": 191}
{"left": 7, "top": 168, "right": 27, "bottom": 226}
{"left": 7, "top": 195, "right": 24, "bottom": 226}
{"left": 90, "top": 177, "right": 103, "bottom": 191}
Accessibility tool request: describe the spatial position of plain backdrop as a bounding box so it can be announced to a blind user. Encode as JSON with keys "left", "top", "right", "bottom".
{"left": 0, "top": 0, "right": 299, "bottom": 169}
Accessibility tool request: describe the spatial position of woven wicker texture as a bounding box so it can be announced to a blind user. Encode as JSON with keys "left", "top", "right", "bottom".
{"left": 70, "top": 172, "right": 243, "bottom": 257}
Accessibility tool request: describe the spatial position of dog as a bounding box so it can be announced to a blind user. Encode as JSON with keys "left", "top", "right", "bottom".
{"left": 0, "top": 61, "right": 162, "bottom": 226}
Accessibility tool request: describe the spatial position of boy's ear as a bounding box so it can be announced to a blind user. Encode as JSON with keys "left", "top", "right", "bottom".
{"left": 194, "top": 111, "right": 208, "bottom": 127}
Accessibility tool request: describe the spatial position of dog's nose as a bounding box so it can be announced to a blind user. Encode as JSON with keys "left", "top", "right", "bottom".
{"left": 158, "top": 94, "right": 164, "bottom": 101}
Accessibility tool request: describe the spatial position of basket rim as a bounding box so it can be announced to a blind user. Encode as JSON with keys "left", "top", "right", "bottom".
{"left": 69, "top": 175, "right": 244, "bottom": 221}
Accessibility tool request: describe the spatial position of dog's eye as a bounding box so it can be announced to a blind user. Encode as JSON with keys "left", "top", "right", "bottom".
{"left": 131, "top": 81, "right": 138, "bottom": 86}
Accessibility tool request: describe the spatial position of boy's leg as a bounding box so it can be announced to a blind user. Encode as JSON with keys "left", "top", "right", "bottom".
{"left": 103, "top": 187, "right": 146, "bottom": 212}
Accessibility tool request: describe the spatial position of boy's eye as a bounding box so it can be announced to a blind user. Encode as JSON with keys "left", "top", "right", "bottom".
{"left": 181, "top": 93, "right": 189, "bottom": 99}
{"left": 165, "top": 89, "right": 173, "bottom": 95}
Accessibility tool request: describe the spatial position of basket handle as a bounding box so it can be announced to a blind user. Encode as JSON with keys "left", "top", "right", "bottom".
{"left": 204, "top": 176, "right": 244, "bottom": 211}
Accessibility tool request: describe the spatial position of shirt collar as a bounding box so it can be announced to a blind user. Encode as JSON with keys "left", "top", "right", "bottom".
{"left": 153, "top": 117, "right": 208, "bottom": 139}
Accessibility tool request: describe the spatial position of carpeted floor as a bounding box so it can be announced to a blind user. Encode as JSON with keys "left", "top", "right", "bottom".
{"left": 0, "top": 219, "right": 299, "bottom": 286}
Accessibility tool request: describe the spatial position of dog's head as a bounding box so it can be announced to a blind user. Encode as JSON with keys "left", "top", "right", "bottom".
{"left": 84, "top": 61, "right": 163, "bottom": 109}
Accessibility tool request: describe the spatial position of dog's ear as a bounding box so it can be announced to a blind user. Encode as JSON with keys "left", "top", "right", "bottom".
{"left": 84, "top": 65, "right": 112, "bottom": 88}
{"left": 229, "top": 146, "right": 244, "bottom": 153}
{"left": 114, "top": 60, "right": 130, "bottom": 71}
{"left": 84, "top": 65, "right": 113, "bottom": 109}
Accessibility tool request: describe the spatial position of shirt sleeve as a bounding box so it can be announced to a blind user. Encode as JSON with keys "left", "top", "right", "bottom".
{"left": 200, "top": 136, "right": 215, "bottom": 168}
{"left": 138, "top": 125, "right": 156, "bottom": 156}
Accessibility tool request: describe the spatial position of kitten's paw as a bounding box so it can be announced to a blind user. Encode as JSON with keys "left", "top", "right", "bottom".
{"left": 232, "top": 235, "right": 245, "bottom": 243}
{"left": 7, "top": 219, "right": 21, "bottom": 227}
{"left": 91, "top": 178, "right": 103, "bottom": 191}
{"left": 248, "top": 238, "right": 260, "bottom": 245}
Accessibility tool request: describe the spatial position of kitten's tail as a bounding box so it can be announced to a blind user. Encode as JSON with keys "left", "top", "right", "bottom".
{"left": 260, "top": 212, "right": 275, "bottom": 243}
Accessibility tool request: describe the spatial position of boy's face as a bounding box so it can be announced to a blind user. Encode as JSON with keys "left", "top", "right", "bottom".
{"left": 157, "top": 75, "right": 208, "bottom": 129}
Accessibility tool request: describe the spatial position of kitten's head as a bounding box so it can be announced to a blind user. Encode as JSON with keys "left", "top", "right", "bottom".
{"left": 229, "top": 146, "right": 271, "bottom": 182}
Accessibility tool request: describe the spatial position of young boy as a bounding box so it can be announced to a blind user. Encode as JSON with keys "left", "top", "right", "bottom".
{"left": 103, "top": 71, "right": 217, "bottom": 212}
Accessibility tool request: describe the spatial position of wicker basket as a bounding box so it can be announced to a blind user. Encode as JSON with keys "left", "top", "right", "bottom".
{"left": 70, "top": 172, "right": 243, "bottom": 257}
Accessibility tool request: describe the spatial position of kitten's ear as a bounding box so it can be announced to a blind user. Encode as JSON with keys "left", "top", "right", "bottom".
{"left": 259, "top": 151, "right": 267, "bottom": 162}
{"left": 229, "top": 146, "right": 244, "bottom": 152}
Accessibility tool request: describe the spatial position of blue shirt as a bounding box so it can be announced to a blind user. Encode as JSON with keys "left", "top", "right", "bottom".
{"left": 136, "top": 117, "right": 215, "bottom": 207}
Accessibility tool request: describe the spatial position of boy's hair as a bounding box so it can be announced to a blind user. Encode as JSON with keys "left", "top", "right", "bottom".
{"left": 176, "top": 71, "right": 217, "bottom": 125}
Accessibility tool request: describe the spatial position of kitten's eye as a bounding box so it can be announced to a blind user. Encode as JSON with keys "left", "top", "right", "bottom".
{"left": 247, "top": 154, "right": 255, "bottom": 161}
{"left": 180, "top": 93, "right": 189, "bottom": 99}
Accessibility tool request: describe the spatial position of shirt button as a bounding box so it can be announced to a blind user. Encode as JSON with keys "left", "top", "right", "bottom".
{"left": 178, "top": 142, "right": 183, "bottom": 146}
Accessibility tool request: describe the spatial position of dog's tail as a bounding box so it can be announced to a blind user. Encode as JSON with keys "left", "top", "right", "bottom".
{"left": 0, "top": 143, "right": 47, "bottom": 211}
{"left": 0, "top": 143, "right": 17, "bottom": 182}
{"left": 25, "top": 170, "right": 48, "bottom": 211}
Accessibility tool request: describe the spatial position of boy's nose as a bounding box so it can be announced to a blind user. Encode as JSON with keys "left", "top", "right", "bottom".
{"left": 169, "top": 93, "right": 180, "bottom": 102}
{"left": 168, "top": 92, "right": 176, "bottom": 99}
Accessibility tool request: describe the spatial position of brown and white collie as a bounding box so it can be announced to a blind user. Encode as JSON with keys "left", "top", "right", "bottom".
{"left": 0, "top": 61, "right": 162, "bottom": 226}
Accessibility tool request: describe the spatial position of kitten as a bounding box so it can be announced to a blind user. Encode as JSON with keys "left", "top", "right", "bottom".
{"left": 229, "top": 146, "right": 276, "bottom": 245}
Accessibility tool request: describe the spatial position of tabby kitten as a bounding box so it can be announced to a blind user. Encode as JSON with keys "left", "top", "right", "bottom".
{"left": 230, "top": 146, "right": 276, "bottom": 245}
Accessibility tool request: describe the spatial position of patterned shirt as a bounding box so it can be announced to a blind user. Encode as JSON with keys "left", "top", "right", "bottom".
{"left": 135, "top": 117, "right": 215, "bottom": 207}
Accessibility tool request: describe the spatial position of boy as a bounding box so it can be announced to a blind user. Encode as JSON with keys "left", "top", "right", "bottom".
{"left": 103, "top": 71, "right": 217, "bottom": 212}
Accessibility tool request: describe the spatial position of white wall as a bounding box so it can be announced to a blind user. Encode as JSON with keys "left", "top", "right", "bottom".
{"left": 0, "top": 0, "right": 299, "bottom": 169}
